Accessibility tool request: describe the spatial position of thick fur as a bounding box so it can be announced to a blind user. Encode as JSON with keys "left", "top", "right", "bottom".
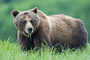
{"left": 12, "top": 8, "right": 88, "bottom": 51}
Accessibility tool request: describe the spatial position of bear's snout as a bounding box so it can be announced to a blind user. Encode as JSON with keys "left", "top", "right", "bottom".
{"left": 23, "top": 27, "right": 33, "bottom": 37}
{"left": 27, "top": 27, "right": 32, "bottom": 33}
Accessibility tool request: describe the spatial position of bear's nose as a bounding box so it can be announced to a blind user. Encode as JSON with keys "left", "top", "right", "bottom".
{"left": 27, "top": 27, "right": 32, "bottom": 33}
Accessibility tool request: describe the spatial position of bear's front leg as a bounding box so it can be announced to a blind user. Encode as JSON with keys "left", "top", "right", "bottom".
{"left": 18, "top": 31, "right": 35, "bottom": 51}
{"left": 33, "top": 32, "right": 52, "bottom": 51}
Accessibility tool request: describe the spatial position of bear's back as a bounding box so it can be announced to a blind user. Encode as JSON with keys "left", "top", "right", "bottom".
{"left": 48, "top": 14, "right": 87, "bottom": 48}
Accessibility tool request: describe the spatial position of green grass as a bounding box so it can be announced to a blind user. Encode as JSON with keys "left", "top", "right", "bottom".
{"left": 0, "top": 39, "right": 90, "bottom": 60}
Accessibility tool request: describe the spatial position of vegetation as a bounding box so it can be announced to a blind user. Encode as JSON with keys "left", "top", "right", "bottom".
{"left": 0, "top": 0, "right": 90, "bottom": 60}
{"left": 0, "top": 39, "right": 90, "bottom": 60}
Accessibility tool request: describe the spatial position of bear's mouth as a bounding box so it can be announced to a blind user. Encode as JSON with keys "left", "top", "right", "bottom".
{"left": 24, "top": 31, "right": 28, "bottom": 35}
{"left": 23, "top": 31, "right": 32, "bottom": 37}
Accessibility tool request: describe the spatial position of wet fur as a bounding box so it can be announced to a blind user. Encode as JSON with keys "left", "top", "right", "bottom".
{"left": 13, "top": 8, "right": 88, "bottom": 51}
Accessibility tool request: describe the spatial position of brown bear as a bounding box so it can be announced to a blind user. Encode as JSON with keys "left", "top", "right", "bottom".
{"left": 12, "top": 7, "right": 88, "bottom": 51}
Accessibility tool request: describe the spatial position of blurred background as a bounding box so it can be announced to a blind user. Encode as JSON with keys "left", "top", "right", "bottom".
{"left": 0, "top": 0, "right": 90, "bottom": 42}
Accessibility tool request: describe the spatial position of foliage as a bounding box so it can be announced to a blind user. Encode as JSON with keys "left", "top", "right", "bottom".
{"left": 0, "top": 0, "right": 90, "bottom": 42}
{"left": 0, "top": 40, "right": 90, "bottom": 60}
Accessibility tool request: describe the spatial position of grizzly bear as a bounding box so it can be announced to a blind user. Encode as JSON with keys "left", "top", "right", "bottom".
{"left": 12, "top": 7, "right": 88, "bottom": 51}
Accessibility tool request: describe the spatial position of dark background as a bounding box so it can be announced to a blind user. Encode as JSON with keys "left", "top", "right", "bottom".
{"left": 0, "top": 0, "right": 90, "bottom": 42}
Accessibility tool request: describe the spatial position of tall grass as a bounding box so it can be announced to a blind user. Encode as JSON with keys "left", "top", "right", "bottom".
{"left": 0, "top": 39, "right": 90, "bottom": 60}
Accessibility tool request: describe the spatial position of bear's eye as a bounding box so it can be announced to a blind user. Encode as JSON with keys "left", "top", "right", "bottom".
{"left": 22, "top": 20, "right": 26, "bottom": 24}
{"left": 30, "top": 20, "right": 34, "bottom": 24}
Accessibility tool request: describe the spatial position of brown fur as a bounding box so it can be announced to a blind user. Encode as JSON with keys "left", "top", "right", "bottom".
{"left": 12, "top": 7, "right": 88, "bottom": 51}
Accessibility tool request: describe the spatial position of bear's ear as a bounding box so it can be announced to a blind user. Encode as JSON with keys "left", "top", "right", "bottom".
{"left": 31, "top": 7, "right": 38, "bottom": 14}
{"left": 12, "top": 10, "right": 19, "bottom": 17}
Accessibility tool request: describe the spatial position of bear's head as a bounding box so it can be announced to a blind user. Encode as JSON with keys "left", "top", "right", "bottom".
{"left": 12, "top": 7, "right": 39, "bottom": 37}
